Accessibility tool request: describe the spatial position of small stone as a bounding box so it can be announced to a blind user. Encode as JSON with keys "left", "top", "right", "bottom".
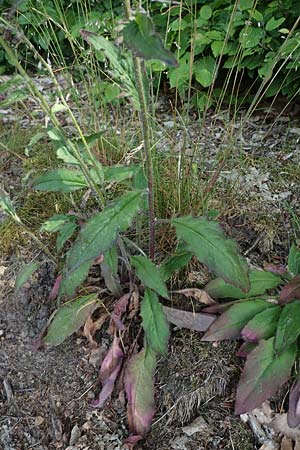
{"left": 34, "top": 416, "right": 45, "bottom": 426}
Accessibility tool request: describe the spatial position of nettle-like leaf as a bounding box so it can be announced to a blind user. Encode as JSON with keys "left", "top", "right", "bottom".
{"left": 60, "top": 191, "right": 142, "bottom": 297}
{"left": 275, "top": 301, "right": 300, "bottom": 353}
{"left": 163, "top": 305, "right": 216, "bottom": 332}
{"left": 123, "top": 11, "right": 178, "bottom": 67}
{"left": 172, "top": 216, "right": 250, "bottom": 292}
{"left": 91, "top": 336, "right": 124, "bottom": 408}
{"left": 44, "top": 294, "right": 98, "bottom": 346}
{"left": 235, "top": 338, "right": 297, "bottom": 415}
{"left": 202, "top": 299, "right": 272, "bottom": 341}
{"left": 124, "top": 347, "right": 156, "bottom": 437}
{"left": 131, "top": 255, "right": 169, "bottom": 299}
{"left": 205, "top": 269, "right": 282, "bottom": 299}
{"left": 241, "top": 306, "right": 281, "bottom": 343}
{"left": 288, "top": 244, "right": 300, "bottom": 276}
{"left": 279, "top": 275, "right": 300, "bottom": 305}
{"left": 15, "top": 261, "right": 40, "bottom": 294}
{"left": 141, "top": 288, "right": 169, "bottom": 354}
{"left": 32, "top": 168, "right": 87, "bottom": 192}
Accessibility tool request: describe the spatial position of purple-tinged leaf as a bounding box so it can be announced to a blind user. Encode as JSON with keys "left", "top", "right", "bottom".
{"left": 235, "top": 338, "right": 297, "bottom": 415}
{"left": 163, "top": 306, "right": 216, "bottom": 332}
{"left": 288, "top": 379, "right": 300, "bottom": 428}
{"left": 202, "top": 299, "right": 271, "bottom": 341}
{"left": 91, "top": 336, "right": 124, "bottom": 408}
{"left": 264, "top": 263, "right": 287, "bottom": 276}
{"left": 49, "top": 275, "right": 62, "bottom": 301}
{"left": 275, "top": 301, "right": 300, "bottom": 353}
{"left": 44, "top": 294, "right": 98, "bottom": 345}
{"left": 279, "top": 275, "right": 300, "bottom": 305}
{"left": 141, "top": 289, "right": 169, "bottom": 355}
{"left": 236, "top": 342, "right": 256, "bottom": 358}
{"left": 171, "top": 216, "right": 250, "bottom": 292}
{"left": 124, "top": 347, "right": 156, "bottom": 436}
{"left": 205, "top": 269, "right": 282, "bottom": 300}
{"left": 110, "top": 293, "right": 131, "bottom": 331}
{"left": 241, "top": 306, "right": 281, "bottom": 343}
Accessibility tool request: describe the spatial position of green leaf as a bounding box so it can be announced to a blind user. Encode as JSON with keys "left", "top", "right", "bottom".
{"left": 141, "top": 288, "right": 169, "bottom": 354}
{"left": 239, "top": 0, "right": 253, "bottom": 10}
{"left": 172, "top": 216, "right": 250, "bottom": 292}
{"left": 235, "top": 338, "right": 297, "bottom": 414}
{"left": 266, "top": 17, "right": 285, "bottom": 32}
{"left": 104, "top": 165, "right": 139, "bottom": 183}
{"left": 44, "top": 294, "right": 98, "bottom": 345}
{"left": 211, "top": 40, "right": 224, "bottom": 57}
{"left": 124, "top": 347, "right": 156, "bottom": 436}
{"left": 131, "top": 255, "right": 169, "bottom": 299}
{"left": 241, "top": 306, "right": 281, "bottom": 342}
{"left": 288, "top": 244, "right": 300, "bottom": 276}
{"left": 40, "top": 214, "right": 75, "bottom": 233}
{"left": 199, "top": 5, "right": 212, "bottom": 20}
{"left": 275, "top": 301, "right": 300, "bottom": 353}
{"left": 25, "top": 132, "right": 45, "bottom": 156}
{"left": 56, "top": 222, "right": 78, "bottom": 252}
{"left": 32, "top": 169, "right": 87, "bottom": 192}
{"left": 160, "top": 245, "right": 193, "bottom": 281}
{"left": 59, "top": 262, "right": 91, "bottom": 298}
{"left": 0, "top": 189, "right": 19, "bottom": 221}
{"left": 15, "top": 261, "right": 40, "bottom": 294}
{"left": 205, "top": 269, "right": 282, "bottom": 299}
{"left": 193, "top": 56, "right": 216, "bottom": 87}
{"left": 60, "top": 191, "right": 142, "bottom": 297}
{"left": 202, "top": 299, "right": 272, "bottom": 341}
{"left": 123, "top": 13, "right": 178, "bottom": 67}
{"left": 239, "top": 26, "right": 264, "bottom": 49}
{"left": 101, "top": 245, "right": 122, "bottom": 297}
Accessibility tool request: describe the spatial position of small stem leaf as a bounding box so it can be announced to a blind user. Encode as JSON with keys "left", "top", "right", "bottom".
{"left": 104, "top": 165, "right": 139, "bottom": 183}
{"left": 101, "top": 246, "right": 122, "bottom": 297}
{"left": 32, "top": 169, "right": 88, "bottom": 192}
{"left": 202, "top": 299, "right": 272, "bottom": 341}
{"left": 0, "top": 189, "right": 19, "bottom": 220}
{"left": 205, "top": 269, "right": 282, "bottom": 299}
{"left": 235, "top": 338, "right": 297, "bottom": 415}
{"left": 43, "top": 294, "right": 98, "bottom": 346}
{"left": 15, "top": 261, "right": 40, "bottom": 295}
{"left": 60, "top": 191, "right": 142, "bottom": 297}
{"left": 124, "top": 347, "right": 156, "bottom": 436}
{"left": 56, "top": 222, "right": 78, "bottom": 252}
{"left": 141, "top": 289, "right": 169, "bottom": 354}
{"left": 160, "top": 247, "right": 193, "bottom": 281}
{"left": 172, "top": 216, "right": 250, "bottom": 292}
{"left": 91, "top": 336, "right": 124, "bottom": 409}
{"left": 279, "top": 275, "right": 300, "bottom": 305}
{"left": 163, "top": 305, "right": 216, "bottom": 332}
{"left": 288, "top": 244, "right": 300, "bottom": 276}
{"left": 123, "top": 12, "right": 178, "bottom": 67}
{"left": 40, "top": 214, "right": 76, "bottom": 233}
{"left": 132, "top": 255, "right": 169, "bottom": 299}
{"left": 275, "top": 301, "right": 300, "bottom": 353}
{"left": 241, "top": 306, "right": 281, "bottom": 343}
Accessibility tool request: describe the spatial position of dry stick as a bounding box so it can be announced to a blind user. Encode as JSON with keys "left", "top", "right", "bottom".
{"left": 124, "top": 0, "right": 156, "bottom": 260}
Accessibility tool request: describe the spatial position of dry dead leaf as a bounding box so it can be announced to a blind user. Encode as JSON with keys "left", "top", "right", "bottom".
{"left": 271, "top": 414, "right": 300, "bottom": 440}
{"left": 83, "top": 313, "right": 109, "bottom": 347}
{"left": 128, "top": 289, "right": 140, "bottom": 319}
{"left": 280, "top": 436, "right": 293, "bottom": 450}
{"left": 172, "top": 288, "right": 216, "bottom": 305}
{"left": 162, "top": 306, "right": 216, "bottom": 332}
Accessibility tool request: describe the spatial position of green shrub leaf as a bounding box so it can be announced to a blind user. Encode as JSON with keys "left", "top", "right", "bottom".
{"left": 131, "top": 255, "right": 169, "bottom": 299}
{"left": 275, "top": 301, "right": 300, "bottom": 353}
{"left": 241, "top": 306, "right": 281, "bottom": 342}
{"left": 123, "top": 12, "right": 178, "bottom": 67}
{"left": 44, "top": 294, "right": 98, "bottom": 345}
{"left": 235, "top": 338, "right": 297, "bottom": 414}
{"left": 288, "top": 244, "right": 300, "bottom": 276}
{"left": 32, "top": 169, "right": 87, "bottom": 192}
{"left": 172, "top": 216, "right": 250, "bottom": 292}
{"left": 141, "top": 288, "right": 169, "bottom": 354}
{"left": 266, "top": 17, "right": 285, "bottom": 32}
{"left": 205, "top": 269, "right": 282, "bottom": 299}
{"left": 60, "top": 191, "right": 142, "bottom": 297}
{"left": 202, "top": 299, "right": 272, "bottom": 341}
{"left": 199, "top": 5, "right": 212, "bottom": 20}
